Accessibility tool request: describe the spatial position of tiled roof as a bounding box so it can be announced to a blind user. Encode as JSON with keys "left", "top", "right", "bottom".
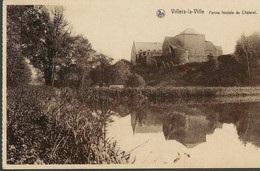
{"left": 215, "top": 46, "right": 222, "bottom": 51}
{"left": 165, "top": 37, "right": 187, "bottom": 50}
{"left": 205, "top": 41, "right": 217, "bottom": 51}
{"left": 180, "top": 28, "right": 201, "bottom": 35}
{"left": 134, "top": 42, "right": 162, "bottom": 52}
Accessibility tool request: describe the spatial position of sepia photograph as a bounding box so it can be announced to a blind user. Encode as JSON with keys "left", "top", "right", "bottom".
{"left": 2, "top": 0, "right": 260, "bottom": 169}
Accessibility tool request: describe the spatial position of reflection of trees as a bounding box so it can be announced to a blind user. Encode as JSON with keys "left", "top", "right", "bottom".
{"left": 236, "top": 104, "right": 260, "bottom": 148}
{"left": 209, "top": 103, "right": 260, "bottom": 148}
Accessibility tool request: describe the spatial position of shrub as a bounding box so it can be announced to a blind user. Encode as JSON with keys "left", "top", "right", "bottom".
{"left": 7, "top": 56, "right": 31, "bottom": 88}
{"left": 126, "top": 74, "right": 146, "bottom": 88}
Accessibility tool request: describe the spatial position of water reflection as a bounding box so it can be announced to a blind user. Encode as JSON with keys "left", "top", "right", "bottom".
{"left": 163, "top": 114, "right": 223, "bottom": 148}
{"left": 107, "top": 99, "right": 260, "bottom": 166}
{"left": 128, "top": 102, "right": 260, "bottom": 149}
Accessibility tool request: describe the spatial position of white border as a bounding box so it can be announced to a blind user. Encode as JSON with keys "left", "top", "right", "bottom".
{"left": 2, "top": 0, "right": 260, "bottom": 169}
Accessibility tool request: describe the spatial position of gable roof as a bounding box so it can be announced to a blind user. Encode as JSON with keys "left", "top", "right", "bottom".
{"left": 165, "top": 37, "right": 187, "bottom": 50}
{"left": 180, "top": 28, "right": 201, "bottom": 35}
{"left": 215, "top": 46, "right": 222, "bottom": 51}
{"left": 134, "top": 42, "right": 162, "bottom": 52}
{"left": 205, "top": 41, "right": 217, "bottom": 51}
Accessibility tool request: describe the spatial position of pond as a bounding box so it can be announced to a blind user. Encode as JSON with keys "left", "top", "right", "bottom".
{"left": 107, "top": 97, "right": 260, "bottom": 167}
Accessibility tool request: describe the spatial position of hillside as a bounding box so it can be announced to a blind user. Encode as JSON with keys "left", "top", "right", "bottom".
{"left": 131, "top": 55, "right": 260, "bottom": 87}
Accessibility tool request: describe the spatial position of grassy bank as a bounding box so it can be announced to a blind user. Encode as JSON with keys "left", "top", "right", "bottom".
{"left": 77, "top": 86, "right": 260, "bottom": 104}
{"left": 7, "top": 85, "right": 130, "bottom": 164}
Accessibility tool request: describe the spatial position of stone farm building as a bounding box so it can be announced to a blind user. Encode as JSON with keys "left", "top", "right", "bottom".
{"left": 131, "top": 42, "right": 163, "bottom": 65}
{"left": 131, "top": 28, "right": 222, "bottom": 65}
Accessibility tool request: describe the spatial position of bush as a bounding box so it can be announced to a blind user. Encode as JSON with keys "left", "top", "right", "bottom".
{"left": 126, "top": 74, "right": 146, "bottom": 88}
{"left": 7, "top": 56, "right": 31, "bottom": 88}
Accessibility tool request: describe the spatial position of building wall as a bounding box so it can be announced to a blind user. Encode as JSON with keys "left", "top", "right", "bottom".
{"left": 176, "top": 34, "right": 206, "bottom": 62}
{"left": 135, "top": 32, "right": 222, "bottom": 65}
{"left": 205, "top": 50, "right": 217, "bottom": 57}
{"left": 131, "top": 44, "right": 137, "bottom": 64}
{"left": 217, "top": 50, "right": 223, "bottom": 56}
{"left": 162, "top": 39, "right": 172, "bottom": 58}
{"left": 175, "top": 49, "right": 189, "bottom": 64}
{"left": 205, "top": 41, "right": 218, "bottom": 57}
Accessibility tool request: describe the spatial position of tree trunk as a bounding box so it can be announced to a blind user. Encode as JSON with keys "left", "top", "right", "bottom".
{"left": 242, "top": 44, "right": 251, "bottom": 78}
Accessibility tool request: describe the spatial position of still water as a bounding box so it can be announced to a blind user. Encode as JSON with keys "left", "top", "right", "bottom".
{"left": 107, "top": 97, "right": 260, "bottom": 167}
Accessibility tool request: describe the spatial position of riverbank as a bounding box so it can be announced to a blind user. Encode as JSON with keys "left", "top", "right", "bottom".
{"left": 78, "top": 86, "right": 260, "bottom": 104}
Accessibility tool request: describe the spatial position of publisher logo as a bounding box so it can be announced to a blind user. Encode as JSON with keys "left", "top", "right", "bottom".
{"left": 156, "top": 9, "right": 165, "bottom": 18}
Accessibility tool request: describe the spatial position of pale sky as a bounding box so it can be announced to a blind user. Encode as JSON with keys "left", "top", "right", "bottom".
{"left": 5, "top": 0, "right": 260, "bottom": 62}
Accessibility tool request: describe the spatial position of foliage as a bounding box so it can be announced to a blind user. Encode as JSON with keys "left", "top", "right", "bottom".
{"left": 7, "top": 85, "right": 130, "bottom": 164}
{"left": 126, "top": 74, "right": 146, "bottom": 88}
{"left": 7, "top": 6, "right": 94, "bottom": 87}
{"left": 217, "top": 55, "right": 248, "bottom": 86}
{"left": 76, "top": 86, "right": 260, "bottom": 105}
{"left": 235, "top": 32, "right": 260, "bottom": 84}
{"left": 109, "top": 59, "right": 131, "bottom": 85}
{"left": 235, "top": 32, "right": 260, "bottom": 65}
{"left": 7, "top": 86, "right": 56, "bottom": 164}
{"left": 131, "top": 56, "right": 258, "bottom": 87}
{"left": 89, "top": 53, "right": 114, "bottom": 86}
{"left": 6, "top": 6, "right": 33, "bottom": 87}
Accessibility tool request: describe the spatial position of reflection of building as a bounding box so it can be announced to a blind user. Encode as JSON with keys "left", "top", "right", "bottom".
{"left": 163, "top": 114, "right": 222, "bottom": 148}
{"left": 131, "top": 110, "right": 163, "bottom": 134}
{"left": 128, "top": 102, "right": 260, "bottom": 149}
{"left": 129, "top": 106, "right": 223, "bottom": 148}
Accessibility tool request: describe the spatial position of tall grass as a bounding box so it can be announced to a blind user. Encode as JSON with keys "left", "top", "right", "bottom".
{"left": 7, "top": 85, "right": 130, "bottom": 164}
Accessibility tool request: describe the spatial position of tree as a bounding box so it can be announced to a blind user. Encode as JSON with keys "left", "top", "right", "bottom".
{"left": 71, "top": 35, "right": 94, "bottom": 87}
{"left": 6, "top": 5, "right": 38, "bottom": 87}
{"left": 21, "top": 6, "right": 76, "bottom": 86}
{"left": 217, "top": 55, "right": 247, "bottom": 86}
{"left": 89, "top": 53, "right": 114, "bottom": 86}
{"left": 7, "top": 5, "right": 108, "bottom": 88}
{"left": 235, "top": 32, "right": 260, "bottom": 78}
{"left": 109, "top": 59, "right": 131, "bottom": 85}
{"left": 56, "top": 34, "right": 94, "bottom": 87}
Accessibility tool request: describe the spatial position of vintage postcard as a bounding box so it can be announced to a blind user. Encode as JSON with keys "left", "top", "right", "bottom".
{"left": 2, "top": 0, "right": 260, "bottom": 169}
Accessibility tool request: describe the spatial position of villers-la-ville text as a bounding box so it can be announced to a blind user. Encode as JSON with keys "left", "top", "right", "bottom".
{"left": 171, "top": 9, "right": 257, "bottom": 15}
